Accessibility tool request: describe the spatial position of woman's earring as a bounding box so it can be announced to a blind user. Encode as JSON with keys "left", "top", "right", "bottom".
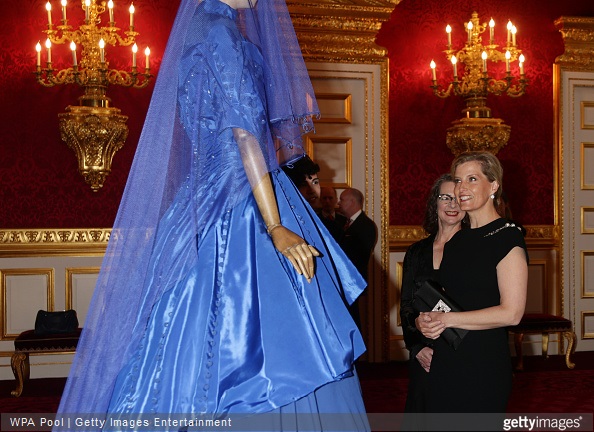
{"left": 490, "top": 194, "right": 495, "bottom": 199}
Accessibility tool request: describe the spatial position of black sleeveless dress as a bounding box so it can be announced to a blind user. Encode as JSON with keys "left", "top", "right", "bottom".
{"left": 426, "top": 218, "right": 527, "bottom": 413}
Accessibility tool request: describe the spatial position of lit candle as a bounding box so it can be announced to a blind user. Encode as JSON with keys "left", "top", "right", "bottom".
{"left": 85, "top": 0, "right": 90, "bottom": 21}
{"left": 489, "top": 18, "right": 495, "bottom": 44}
{"left": 446, "top": 25, "right": 452, "bottom": 48}
{"left": 467, "top": 21, "right": 473, "bottom": 44}
{"left": 430, "top": 60, "right": 436, "bottom": 81}
{"left": 507, "top": 20, "right": 513, "bottom": 45}
{"left": 505, "top": 50, "right": 511, "bottom": 72}
{"left": 511, "top": 25, "right": 517, "bottom": 46}
{"left": 61, "top": 0, "right": 67, "bottom": 22}
{"left": 99, "top": 38, "right": 105, "bottom": 63}
{"left": 451, "top": 55, "right": 457, "bottom": 79}
{"left": 519, "top": 54, "right": 525, "bottom": 75}
{"left": 70, "top": 41, "right": 77, "bottom": 66}
{"left": 132, "top": 43, "right": 138, "bottom": 67}
{"left": 108, "top": 0, "right": 114, "bottom": 24}
{"left": 46, "top": 2, "right": 52, "bottom": 26}
{"left": 144, "top": 46, "right": 150, "bottom": 69}
{"left": 45, "top": 38, "right": 52, "bottom": 63}
{"left": 35, "top": 42, "right": 41, "bottom": 66}
{"left": 129, "top": 4, "right": 135, "bottom": 28}
{"left": 481, "top": 51, "right": 488, "bottom": 73}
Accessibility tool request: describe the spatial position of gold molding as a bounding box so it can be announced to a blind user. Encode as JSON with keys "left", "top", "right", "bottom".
{"left": 1, "top": 268, "right": 54, "bottom": 340}
{"left": 554, "top": 16, "right": 594, "bottom": 71}
{"left": 314, "top": 93, "right": 353, "bottom": 123}
{"left": 305, "top": 136, "right": 353, "bottom": 188}
{"left": 582, "top": 142, "right": 594, "bottom": 189}
{"left": 582, "top": 207, "right": 594, "bottom": 234}
{"left": 582, "top": 251, "right": 594, "bottom": 299}
{"left": 388, "top": 224, "right": 560, "bottom": 251}
{"left": 287, "top": 0, "right": 400, "bottom": 62}
{"left": 581, "top": 311, "right": 594, "bottom": 339}
{"left": 582, "top": 102, "right": 594, "bottom": 129}
{"left": 0, "top": 229, "right": 110, "bottom": 257}
{"left": 65, "top": 267, "right": 101, "bottom": 310}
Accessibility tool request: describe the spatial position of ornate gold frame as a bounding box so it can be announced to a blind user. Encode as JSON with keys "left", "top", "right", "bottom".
{"left": 65, "top": 267, "right": 101, "bottom": 310}
{"left": 582, "top": 142, "right": 594, "bottom": 189}
{"left": 314, "top": 93, "right": 352, "bottom": 123}
{"left": 305, "top": 136, "right": 353, "bottom": 188}
{"left": 1, "top": 268, "right": 54, "bottom": 339}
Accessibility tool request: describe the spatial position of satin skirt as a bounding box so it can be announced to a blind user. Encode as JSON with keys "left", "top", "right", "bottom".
{"left": 107, "top": 169, "right": 367, "bottom": 424}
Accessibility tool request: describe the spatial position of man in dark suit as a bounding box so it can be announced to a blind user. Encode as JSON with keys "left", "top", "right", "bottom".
{"left": 338, "top": 188, "right": 378, "bottom": 329}
{"left": 317, "top": 186, "right": 347, "bottom": 241}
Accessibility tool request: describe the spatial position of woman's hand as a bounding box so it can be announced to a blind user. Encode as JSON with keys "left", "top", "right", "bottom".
{"left": 415, "top": 312, "right": 446, "bottom": 339}
{"left": 416, "top": 346, "right": 434, "bottom": 373}
{"left": 269, "top": 225, "right": 320, "bottom": 282}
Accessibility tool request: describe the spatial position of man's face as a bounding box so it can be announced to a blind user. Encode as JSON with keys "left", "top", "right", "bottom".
{"left": 320, "top": 187, "right": 338, "bottom": 213}
{"left": 338, "top": 191, "right": 358, "bottom": 218}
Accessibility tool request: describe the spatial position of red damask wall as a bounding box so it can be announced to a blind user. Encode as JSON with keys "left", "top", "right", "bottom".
{"left": 0, "top": 0, "right": 180, "bottom": 228}
{"left": 378, "top": 0, "right": 594, "bottom": 226}
{"left": 1, "top": 0, "right": 593, "bottom": 229}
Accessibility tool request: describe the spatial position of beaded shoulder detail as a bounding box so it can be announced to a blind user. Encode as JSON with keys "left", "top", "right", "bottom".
{"left": 483, "top": 222, "right": 522, "bottom": 237}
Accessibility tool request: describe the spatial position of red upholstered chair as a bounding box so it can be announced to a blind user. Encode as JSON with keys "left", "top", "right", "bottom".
{"left": 10, "top": 328, "right": 82, "bottom": 397}
{"left": 508, "top": 313, "right": 576, "bottom": 371}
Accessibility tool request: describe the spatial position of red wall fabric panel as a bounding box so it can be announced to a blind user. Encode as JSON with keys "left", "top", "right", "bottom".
{"left": 377, "top": 0, "right": 594, "bottom": 226}
{"left": 1, "top": 0, "right": 593, "bottom": 228}
{"left": 0, "top": 0, "right": 180, "bottom": 228}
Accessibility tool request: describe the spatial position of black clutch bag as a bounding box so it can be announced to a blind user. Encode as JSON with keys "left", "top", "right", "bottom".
{"left": 34, "top": 310, "right": 79, "bottom": 336}
{"left": 412, "top": 280, "right": 468, "bottom": 350}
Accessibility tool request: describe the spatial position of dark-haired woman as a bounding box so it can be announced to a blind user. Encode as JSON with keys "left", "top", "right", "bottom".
{"left": 400, "top": 174, "right": 466, "bottom": 421}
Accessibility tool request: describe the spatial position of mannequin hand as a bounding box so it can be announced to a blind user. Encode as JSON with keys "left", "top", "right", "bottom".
{"left": 415, "top": 312, "right": 445, "bottom": 339}
{"left": 270, "top": 225, "right": 320, "bottom": 282}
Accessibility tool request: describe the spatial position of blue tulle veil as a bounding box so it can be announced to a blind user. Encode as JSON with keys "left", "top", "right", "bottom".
{"left": 57, "top": 0, "right": 319, "bottom": 416}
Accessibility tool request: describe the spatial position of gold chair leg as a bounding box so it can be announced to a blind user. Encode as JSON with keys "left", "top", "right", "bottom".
{"left": 563, "top": 331, "right": 576, "bottom": 369}
{"left": 514, "top": 332, "right": 524, "bottom": 371}
{"left": 10, "top": 352, "right": 30, "bottom": 397}
{"left": 541, "top": 332, "right": 550, "bottom": 358}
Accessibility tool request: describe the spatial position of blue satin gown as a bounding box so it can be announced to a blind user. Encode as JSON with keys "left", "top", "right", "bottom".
{"left": 106, "top": 0, "right": 368, "bottom": 427}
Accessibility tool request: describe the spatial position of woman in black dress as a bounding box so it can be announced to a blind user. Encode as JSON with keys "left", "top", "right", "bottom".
{"left": 400, "top": 174, "right": 466, "bottom": 419}
{"left": 417, "top": 152, "right": 528, "bottom": 419}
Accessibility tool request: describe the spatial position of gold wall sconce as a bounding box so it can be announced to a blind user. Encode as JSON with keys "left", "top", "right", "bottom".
{"left": 35, "top": 0, "right": 152, "bottom": 191}
{"left": 430, "top": 12, "right": 528, "bottom": 156}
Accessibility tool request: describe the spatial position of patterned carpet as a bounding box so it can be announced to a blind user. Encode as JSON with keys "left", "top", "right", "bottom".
{"left": 1, "top": 353, "right": 593, "bottom": 414}
{"left": 357, "top": 352, "right": 594, "bottom": 414}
